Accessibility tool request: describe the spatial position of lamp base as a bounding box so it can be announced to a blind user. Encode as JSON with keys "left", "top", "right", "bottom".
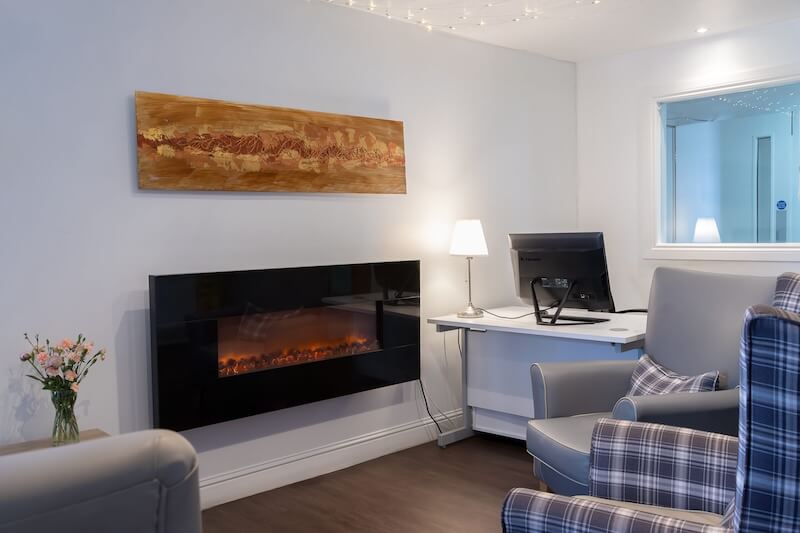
{"left": 457, "top": 304, "right": 483, "bottom": 319}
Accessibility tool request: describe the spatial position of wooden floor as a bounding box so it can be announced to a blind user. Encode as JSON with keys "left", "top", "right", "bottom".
{"left": 202, "top": 435, "right": 541, "bottom": 533}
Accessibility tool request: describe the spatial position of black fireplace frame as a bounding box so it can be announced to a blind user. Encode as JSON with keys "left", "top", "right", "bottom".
{"left": 149, "top": 260, "right": 420, "bottom": 431}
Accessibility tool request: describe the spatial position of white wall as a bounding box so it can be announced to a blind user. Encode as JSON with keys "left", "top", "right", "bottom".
{"left": 0, "top": 0, "right": 576, "bottom": 506}
{"left": 577, "top": 18, "right": 800, "bottom": 307}
{"left": 674, "top": 121, "right": 720, "bottom": 242}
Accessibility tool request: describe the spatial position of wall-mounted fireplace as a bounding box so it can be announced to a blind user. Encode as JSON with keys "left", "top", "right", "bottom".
{"left": 149, "top": 261, "right": 420, "bottom": 431}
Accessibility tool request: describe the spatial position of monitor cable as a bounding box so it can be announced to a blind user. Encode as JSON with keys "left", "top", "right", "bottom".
{"left": 476, "top": 305, "right": 556, "bottom": 320}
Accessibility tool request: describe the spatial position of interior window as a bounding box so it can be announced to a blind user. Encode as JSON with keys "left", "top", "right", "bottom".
{"left": 661, "top": 82, "right": 800, "bottom": 244}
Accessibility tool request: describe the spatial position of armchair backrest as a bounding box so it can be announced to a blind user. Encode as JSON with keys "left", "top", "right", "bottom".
{"left": 645, "top": 268, "right": 774, "bottom": 388}
{"left": 735, "top": 305, "right": 800, "bottom": 532}
{"left": 0, "top": 429, "right": 200, "bottom": 533}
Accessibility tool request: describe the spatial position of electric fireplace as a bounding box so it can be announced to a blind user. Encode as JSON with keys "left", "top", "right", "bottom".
{"left": 149, "top": 261, "right": 420, "bottom": 431}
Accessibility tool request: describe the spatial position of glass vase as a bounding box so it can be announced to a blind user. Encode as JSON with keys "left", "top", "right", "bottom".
{"left": 51, "top": 389, "right": 79, "bottom": 446}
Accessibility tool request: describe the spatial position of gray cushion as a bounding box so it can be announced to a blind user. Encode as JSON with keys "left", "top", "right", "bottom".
{"left": 645, "top": 268, "right": 774, "bottom": 388}
{"left": 527, "top": 412, "right": 610, "bottom": 489}
{"left": 627, "top": 354, "right": 718, "bottom": 396}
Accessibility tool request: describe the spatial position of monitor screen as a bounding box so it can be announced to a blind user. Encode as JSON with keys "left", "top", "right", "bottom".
{"left": 509, "top": 232, "right": 615, "bottom": 312}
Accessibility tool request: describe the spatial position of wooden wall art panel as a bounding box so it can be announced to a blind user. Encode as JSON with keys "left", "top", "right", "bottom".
{"left": 135, "top": 92, "right": 406, "bottom": 194}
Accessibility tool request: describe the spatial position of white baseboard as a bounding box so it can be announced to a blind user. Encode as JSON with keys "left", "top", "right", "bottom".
{"left": 199, "top": 409, "right": 463, "bottom": 509}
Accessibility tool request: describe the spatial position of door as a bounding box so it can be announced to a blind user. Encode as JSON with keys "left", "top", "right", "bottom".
{"left": 756, "top": 136, "right": 772, "bottom": 243}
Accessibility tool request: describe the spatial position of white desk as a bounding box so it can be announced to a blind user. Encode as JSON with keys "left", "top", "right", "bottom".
{"left": 428, "top": 306, "right": 647, "bottom": 447}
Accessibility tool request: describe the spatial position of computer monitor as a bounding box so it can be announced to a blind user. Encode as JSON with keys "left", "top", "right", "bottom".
{"left": 509, "top": 232, "right": 615, "bottom": 324}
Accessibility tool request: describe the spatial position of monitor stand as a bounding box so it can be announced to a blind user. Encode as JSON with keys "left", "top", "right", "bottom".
{"left": 530, "top": 278, "right": 610, "bottom": 326}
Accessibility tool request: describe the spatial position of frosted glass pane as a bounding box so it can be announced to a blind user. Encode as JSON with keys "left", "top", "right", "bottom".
{"left": 661, "top": 83, "right": 800, "bottom": 244}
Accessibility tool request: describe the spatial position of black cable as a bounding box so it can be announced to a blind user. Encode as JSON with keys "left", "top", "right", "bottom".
{"left": 613, "top": 309, "right": 648, "bottom": 314}
{"left": 418, "top": 379, "right": 443, "bottom": 434}
{"left": 476, "top": 305, "right": 555, "bottom": 320}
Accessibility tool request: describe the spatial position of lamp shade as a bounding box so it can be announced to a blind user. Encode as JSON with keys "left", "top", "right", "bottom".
{"left": 449, "top": 219, "right": 488, "bottom": 256}
{"left": 693, "top": 217, "right": 721, "bottom": 243}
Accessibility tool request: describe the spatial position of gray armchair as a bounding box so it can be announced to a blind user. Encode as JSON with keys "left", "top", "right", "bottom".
{"left": 526, "top": 267, "right": 774, "bottom": 495}
{"left": 0, "top": 429, "right": 201, "bottom": 533}
{"left": 504, "top": 303, "right": 800, "bottom": 532}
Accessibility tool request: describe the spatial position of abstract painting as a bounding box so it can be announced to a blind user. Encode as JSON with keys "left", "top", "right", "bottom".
{"left": 135, "top": 91, "right": 406, "bottom": 194}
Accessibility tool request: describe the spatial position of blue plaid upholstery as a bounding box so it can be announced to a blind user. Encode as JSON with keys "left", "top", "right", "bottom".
{"left": 772, "top": 272, "right": 800, "bottom": 313}
{"left": 502, "top": 489, "right": 730, "bottom": 533}
{"left": 589, "top": 419, "right": 736, "bottom": 515}
{"left": 503, "top": 302, "right": 800, "bottom": 533}
{"left": 627, "top": 354, "right": 719, "bottom": 396}
{"left": 734, "top": 305, "right": 800, "bottom": 532}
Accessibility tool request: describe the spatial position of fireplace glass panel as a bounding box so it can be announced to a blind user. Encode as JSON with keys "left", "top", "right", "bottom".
{"left": 218, "top": 306, "right": 380, "bottom": 377}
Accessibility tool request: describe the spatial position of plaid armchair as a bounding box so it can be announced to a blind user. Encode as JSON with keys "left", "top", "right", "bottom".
{"left": 502, "top": 304, "right": 800, "bottom": 532}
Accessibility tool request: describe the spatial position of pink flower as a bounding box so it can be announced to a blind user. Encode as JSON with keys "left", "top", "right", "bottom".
{"left": 59, "top": 338, "right": 75, "bottom": 350}
{"left": 64, "top": 370, "right": 77, "bottom": 381}
{"left": 46, "top": 355, "right": 63, "bottom": 369}
{"left": 67, "top": 351, "right": 81, "bottom": 363}
{"left": 70, "top": 383, "right": 79, "bottom": 393}
{"left": 45, "top": 366, "right": 60, "bottom": 377}
{"left": 35, "top": 352, "right": 48, "bottom": 365}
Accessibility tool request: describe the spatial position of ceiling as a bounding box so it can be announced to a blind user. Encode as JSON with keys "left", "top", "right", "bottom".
{"left": 665, "top": 81, "right": 800, "bottom": 126}
{"left": 320, "top": 0, "right": 800, "bottom": 62}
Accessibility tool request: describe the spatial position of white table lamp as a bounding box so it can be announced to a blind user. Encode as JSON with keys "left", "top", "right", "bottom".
{"left": 693, "top": 217, "right": 721, "bottom": 243}
{"left": 450, "top": 219, "right": 488, "bottom": 318}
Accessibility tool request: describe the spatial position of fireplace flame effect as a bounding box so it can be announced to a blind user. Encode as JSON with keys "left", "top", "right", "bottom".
{"left": 218, "top": 335, "right": 380, "bottom": 377}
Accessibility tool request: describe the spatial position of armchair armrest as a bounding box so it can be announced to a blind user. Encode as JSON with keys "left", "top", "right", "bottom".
{"left": 611, "top": 388, "right": 739, "bottom": 436}
{"left": 0, "top": 429, "right": 200, "bottom": 533}
{"left": 589, "top": 419, "right": 737, "bottom": 515}
{"left": 502, "top": 489, "right": 719, "bottom": 533}
{"left": 531, "top": 360, "right": 637, "bottom": 419}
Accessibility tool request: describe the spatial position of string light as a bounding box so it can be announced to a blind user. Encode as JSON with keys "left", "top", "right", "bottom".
{"left": 320, "top": 0, "right": 604, "bottom": 32}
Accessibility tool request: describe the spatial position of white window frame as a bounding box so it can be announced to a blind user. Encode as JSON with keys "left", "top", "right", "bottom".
{"left": 641, "top": 65, "right": 800, "bottom": 262}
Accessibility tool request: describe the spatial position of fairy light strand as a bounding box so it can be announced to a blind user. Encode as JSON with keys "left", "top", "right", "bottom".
{"left": 318, "top": 0, "right": 602, "bottom": 31}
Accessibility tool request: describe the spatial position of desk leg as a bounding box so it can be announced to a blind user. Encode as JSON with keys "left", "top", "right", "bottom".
{"left": 438, "top": 328, "right": 475, "bottom": 448}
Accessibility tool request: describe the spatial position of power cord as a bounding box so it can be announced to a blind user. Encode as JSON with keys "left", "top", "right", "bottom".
{"left": 476, "top": 306, "right": 555, "bottom": 320}
{"left": 418, "top": 379, "right": 443, "bottom": 434}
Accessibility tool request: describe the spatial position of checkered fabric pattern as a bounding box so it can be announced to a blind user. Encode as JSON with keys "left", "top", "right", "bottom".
{"left": 627, "top": 354, "right": 719, "bottom": 396}
{"left": 772, "top": 272, "right": 800, "bottom": 313}
{"left": 502, "top": 419, "right": 737, "bottom": 533}
{"left": 734, "top": 304, "right": 800, "bottom": 532}
{"left": 502, "top": 302, "right": 800, "bottom": 532}
{"left": 501, "top": 489, "right": 731, "bottom": 533}
{"left": 589, "top": 419, "right": 737, "bottom": 515}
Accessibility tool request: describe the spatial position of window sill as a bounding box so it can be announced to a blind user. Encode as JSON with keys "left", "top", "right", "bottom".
{"left": 645, "top": 244, "right": 800, "bottom": 262}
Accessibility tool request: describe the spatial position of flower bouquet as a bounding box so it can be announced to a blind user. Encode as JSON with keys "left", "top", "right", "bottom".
{"left": 20, "top": 333, "right": 107, "bottom": 446}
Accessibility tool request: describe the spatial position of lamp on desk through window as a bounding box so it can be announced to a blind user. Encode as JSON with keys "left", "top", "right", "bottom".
{"left": 693, "top": 217, "right": 721, "bottom": 243}
{"left": 450, "top": 219, "right": 488, "bottom": 318}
